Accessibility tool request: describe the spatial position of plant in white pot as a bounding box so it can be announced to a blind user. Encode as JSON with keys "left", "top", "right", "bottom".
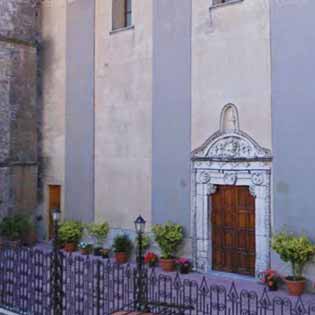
{"left": 272, "top": 231, "right": 315, "bottom": 296}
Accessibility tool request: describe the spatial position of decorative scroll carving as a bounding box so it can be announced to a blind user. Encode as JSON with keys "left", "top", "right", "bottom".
{"left": 197, "top": 171, "right": 211, "bottom": 184}
{"left": 249, "top": 185, "right": 257, "bottom": 198}
{"left": 207, "top": 184, "right": 217, "bottom": 195}
{"left": 223, "top": 172, "right": 237, "bottom": 185}
{"left": 193, "top": 132, "right": 272, "bottom": 161}
{"left": 251, "top": 172, "right": 264, "bottom": 186}
{"left": 192, "top": 103, "right": 272, "bottom": 162}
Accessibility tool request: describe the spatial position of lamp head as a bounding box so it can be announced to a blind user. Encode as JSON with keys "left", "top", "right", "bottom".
{"left": 134, "top": 215, "right": 146, "bottom": 234}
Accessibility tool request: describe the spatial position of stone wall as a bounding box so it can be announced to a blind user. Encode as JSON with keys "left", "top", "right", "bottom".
{"left": 271, "top": 0, "right": 315, "bottom": 285}
{"left": 191, "top": 0, "right": 272, "bottom": 150}
{"left": 94, "top": 0, "right": 153, "bottom": 229}
{"left": 39, "top": 0, "right": 66, "bottom": 236}
{"left": 0, "top": 0, "right": 38, "bottom": 218}
{"left": 0, "top": 0, "right": 38, "bottom": 42}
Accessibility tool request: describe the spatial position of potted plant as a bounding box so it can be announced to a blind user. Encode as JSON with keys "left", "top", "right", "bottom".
{"left": 176, "top": 258, "right": 192, "bottom": 274}
{"left": 272, "top": 231, "right": 315, "bottom": 296}
{"left": 99, "top": 248, "right": 111, "bottom": 259}
{"left": 22, "top": 217, "right": 37, "bottom": 246}
{"left": 135, "top": 234, "right": 151, "bottom": 252}
{"left": 152, "top": 221, "right": 184, "bottom": 272}
{"left": 144, "top": 252, "right": 158, "bottom": 267}
{"left": 258, "top": 269, "right": 279, "bottom": 291}
{"left": 59, "top": 220, "right": 83, "bottom": 252}
{"left": 88, "top": 222, "right": 110, "bottom": 256}
{"left": 0, "top": 215, "right": 35, "bottom": 247}
{"left": 78, "top": 242, "right": 93, "bottom": 255}
{"left": 112, "top": 234, "right": 133, "bottom": 264}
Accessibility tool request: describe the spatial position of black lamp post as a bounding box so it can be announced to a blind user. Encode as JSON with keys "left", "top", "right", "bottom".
{"left": 134, "top": 215, "right": 146, "bottom": 311}
{"left": 52, "top": 208, "right": 62, "bottom": 315}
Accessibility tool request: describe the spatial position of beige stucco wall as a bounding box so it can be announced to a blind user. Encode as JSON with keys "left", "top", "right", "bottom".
{"left": 94, "top": 0, "right": 153, "bottom": 229}
{"left": 40, "top": 0, "right": 66, "bottom": 236}
{"left": 192, "top": 0, "right": 272, "bottom": 150}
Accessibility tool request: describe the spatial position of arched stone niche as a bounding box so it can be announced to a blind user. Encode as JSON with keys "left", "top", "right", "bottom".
{"left": 191, "top": 104, "right": 272, "bottom": 277}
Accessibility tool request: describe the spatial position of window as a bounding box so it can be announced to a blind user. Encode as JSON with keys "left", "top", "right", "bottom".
{"left": 112, "top": 0, "right": 132, "bottom": 31}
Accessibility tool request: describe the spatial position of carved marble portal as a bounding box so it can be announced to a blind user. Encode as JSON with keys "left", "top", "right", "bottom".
{"left": 191, "top": 104, "right": 272, "bottom": 277}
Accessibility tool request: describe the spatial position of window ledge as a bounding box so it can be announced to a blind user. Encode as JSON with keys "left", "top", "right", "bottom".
{"left": 110, "top": 25, "right": 135, "bottom": 35}
{"left": 210, "top": 0, "right": 244, "bottom": 10}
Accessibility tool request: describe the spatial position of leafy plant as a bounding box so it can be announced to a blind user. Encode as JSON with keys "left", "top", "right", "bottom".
{"left": 152, "top": 222, "right": 184, "bottom": 259}
{"left": 88, "top": 222, "right": 109, "bottom": 245}
{"left": 272, "top": 231, "right": 315, "bottom": 280}
{"left": 0, "top": 215, "right": 34, "bottom": 241}
{"left": 112, "top": 234, "right": 133, "bottom": 255}
{"left": 135, "top": 234, "right": 150, "bottom": 251}
{"left": 59, "top": 221, "right": 83, "bottom": 244}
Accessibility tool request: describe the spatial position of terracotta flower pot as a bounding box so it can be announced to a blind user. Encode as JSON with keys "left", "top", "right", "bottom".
{"left": 64, "top": 242, "right": 77, "bottom": 253}
{"left": 23, "top": 230, "right": 37, "bottom": 247}
{"left": 115, "top": 252, "right": 128, "bottom": 264}
{"left": 285, "top": 277, "right": 306, "bottom": 296}
{"left": 159, "top": 259, "right": 175, "bottom": 272}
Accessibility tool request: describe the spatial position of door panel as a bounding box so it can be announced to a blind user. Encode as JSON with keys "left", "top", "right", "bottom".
{"left": 211, "top": 185, "right": 255, "bottom": 276}
{"left": 48, "top": 185, "right": 61, "bottom": 239}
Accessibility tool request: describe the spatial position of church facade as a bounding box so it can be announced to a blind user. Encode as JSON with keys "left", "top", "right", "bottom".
{"left": 1, "top": 0, "right": 315, "bottom": 281}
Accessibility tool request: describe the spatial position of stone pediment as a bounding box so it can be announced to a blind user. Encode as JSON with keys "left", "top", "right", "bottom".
{"left": 192, "top": 104, "right": 272, "bottom": 162}
{"left": 192, "top": 130, "right": 272, "bottom": 161}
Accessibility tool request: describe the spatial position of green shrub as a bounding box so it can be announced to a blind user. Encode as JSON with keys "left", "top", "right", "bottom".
{"left": 272, "top": 231, "right": 315, "bottom": 280}
{"left": 152, "top": 221, "right": 184, "bottom": 259}
{"left": 0, "top": 215, "right": 34, "bottom": 241}
{"left": 135, "top": 234, "right": 150, "bottom": 251}
{"left": 112, "top": 234, "right": 133, "bottom": 255}
{"left": 88, "top": 222, "right": 109, "bottom": 245}
{"left": 59, "top": 221, "right": 83, "bottom": 244}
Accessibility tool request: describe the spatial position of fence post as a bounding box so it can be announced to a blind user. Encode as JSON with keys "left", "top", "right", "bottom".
{"left": 52, "top": 209, "right": 62, "bottom": 315}
{"left": 95, "top": 259, "right": 101, "bottom": 315}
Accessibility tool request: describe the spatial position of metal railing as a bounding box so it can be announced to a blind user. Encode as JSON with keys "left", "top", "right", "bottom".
{"left": 0, "top": 244, "right": 315, "bottom": 315}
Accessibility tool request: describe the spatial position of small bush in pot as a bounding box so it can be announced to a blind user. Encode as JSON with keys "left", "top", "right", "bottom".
{"left": 272, "top": 231, "right": 315, "bottom": 296}
{"left": 59, "top": 221, "right": 83, "bottom": 252}
{"left": 78, "top": 242, "right": 93, "bottom": 255}
{"left": 135, "top": 234, "right": 150, "bottom": 252}
{"left": 175, "top": 258, "right": 192, "bottom": 274}
{"left": 0, "top": 215, "right": 36, "bottom": 246}
{"left": 112, "top": 234, "right": 133, "bottom": 264}
{"left": 88, "top": 222, "right": 109, "bottom": 256}
{"left": 152, "top": 221, "right": 184, "bottom": 272}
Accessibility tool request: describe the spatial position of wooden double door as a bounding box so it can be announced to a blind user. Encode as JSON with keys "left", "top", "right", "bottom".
{"left": 211, "top": 185, "right": 255, "bottom": 276}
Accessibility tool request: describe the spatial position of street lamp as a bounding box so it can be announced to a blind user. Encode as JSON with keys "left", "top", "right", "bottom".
{"left": 52, "top": 209, "right": 62, "bottom": 315}
{"left": 134, "top": 215, "right": 146, "bottom": 234}
{"left": 134, "top": 215, "right": 147, "bottom": 311}
{"left": 52, "top": 208, "right": 61, "bottom": 222}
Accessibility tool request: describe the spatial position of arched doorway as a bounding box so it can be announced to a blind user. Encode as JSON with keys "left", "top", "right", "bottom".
{"left": 191, "top": 104, "right": 272, "bottom": 277}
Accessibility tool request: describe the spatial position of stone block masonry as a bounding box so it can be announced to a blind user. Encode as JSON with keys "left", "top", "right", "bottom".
{"left": 0, "top": 0, "right": 39, "bottom": 218}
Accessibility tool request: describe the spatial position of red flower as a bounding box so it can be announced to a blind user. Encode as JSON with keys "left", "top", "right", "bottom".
{"left": 144, "top": 252, "right": 158, "bottom": 264}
